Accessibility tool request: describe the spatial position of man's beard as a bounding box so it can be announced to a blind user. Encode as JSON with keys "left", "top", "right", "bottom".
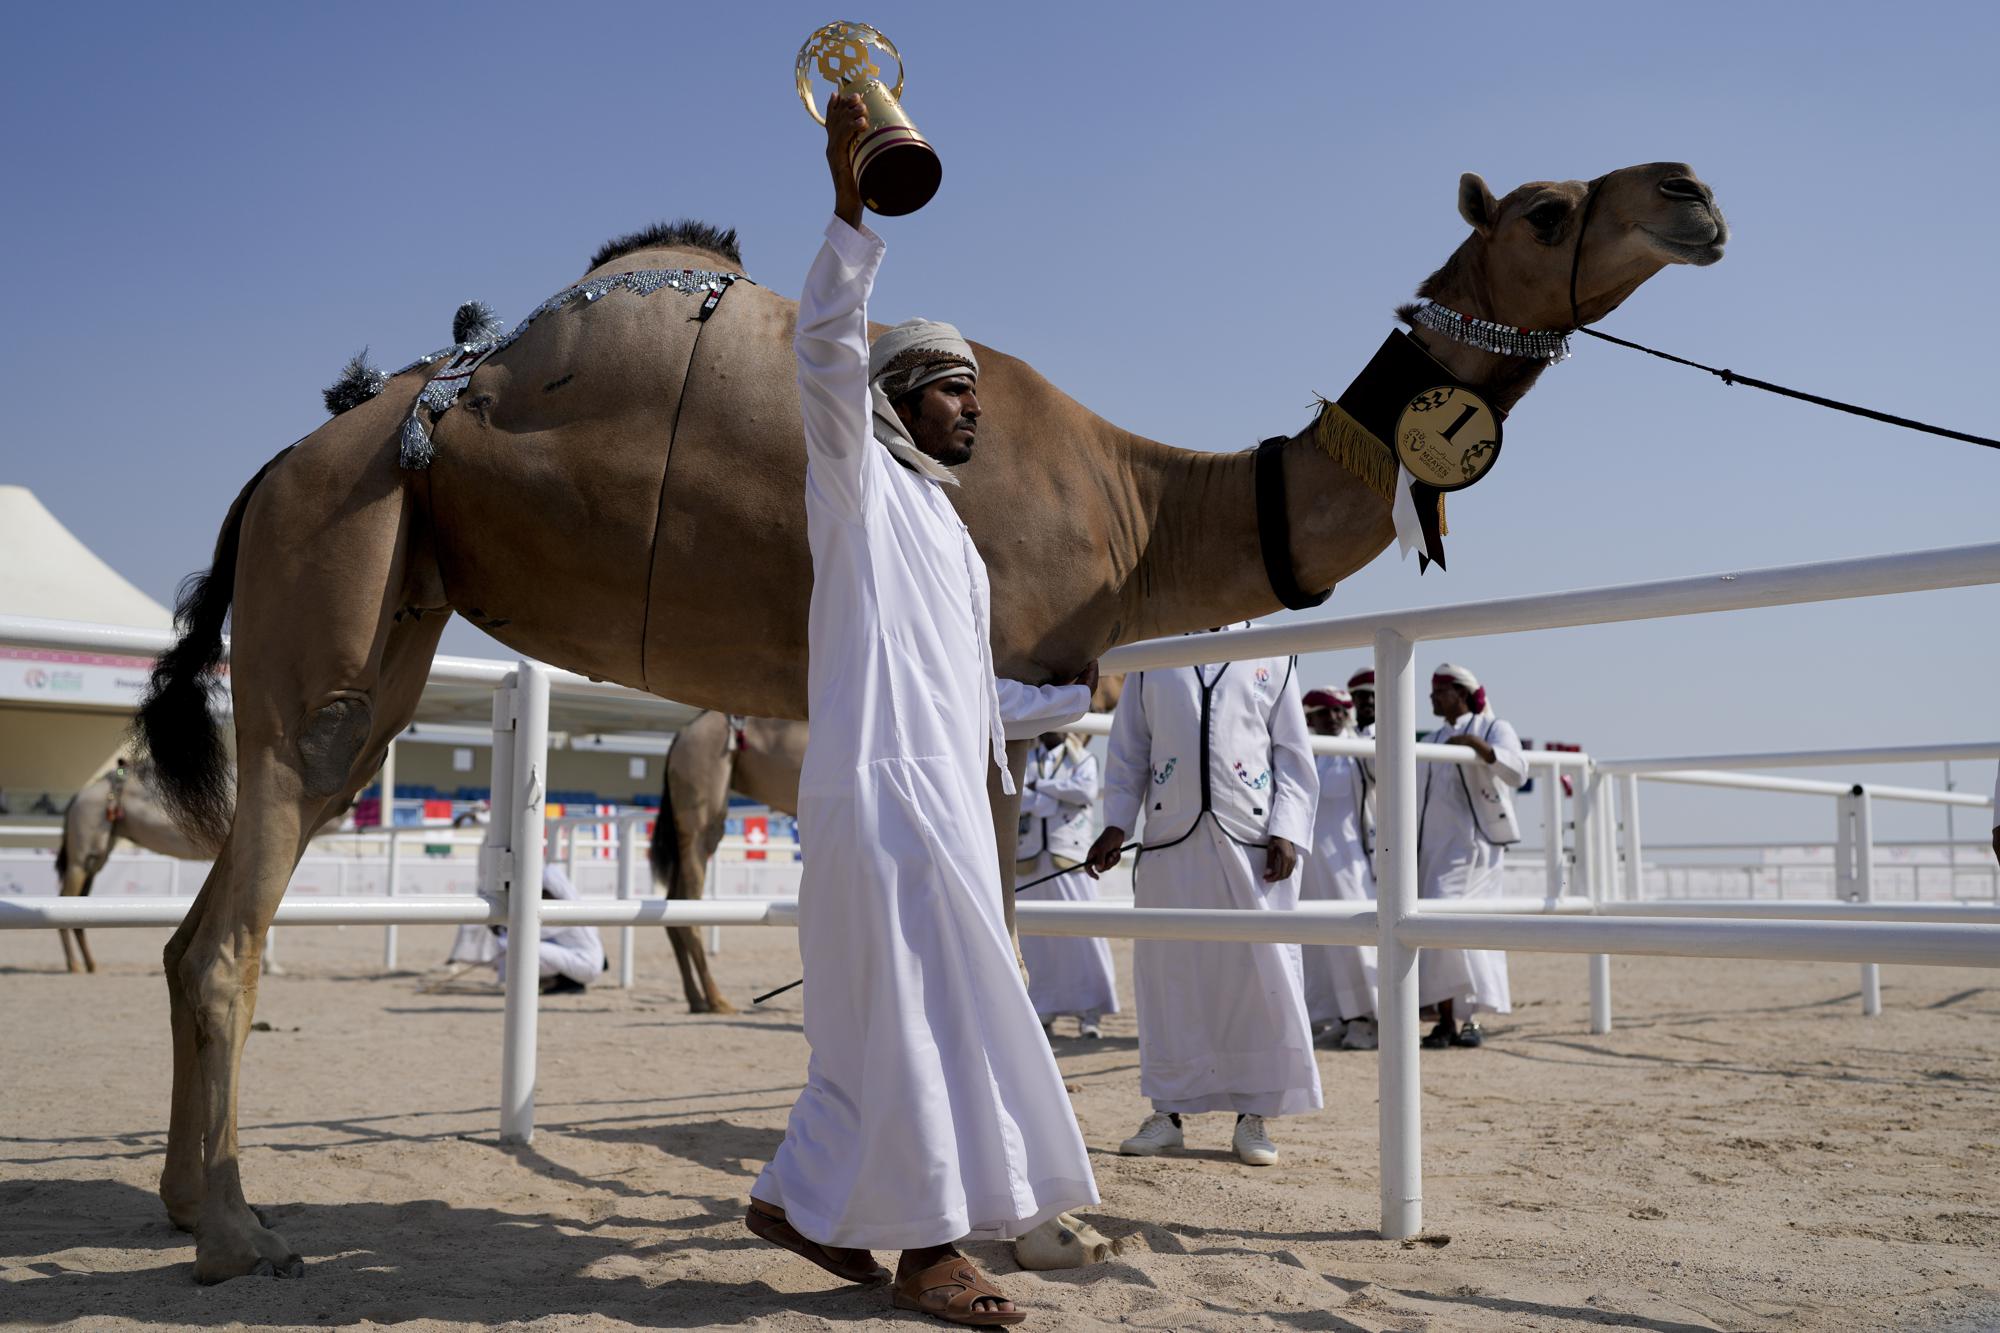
{"left": 925, "top": 418, "right": 977, "bottom": 467}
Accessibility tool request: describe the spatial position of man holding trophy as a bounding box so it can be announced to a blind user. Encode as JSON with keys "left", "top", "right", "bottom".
{"left": 743, "top": 80, "right": 1099, "bottom": 1326}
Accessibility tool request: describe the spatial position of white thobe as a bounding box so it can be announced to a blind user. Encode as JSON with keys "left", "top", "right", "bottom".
{"left": 750, "top": 217, "right": 1097, "bottom": 1250}
{"left": 1103, "top": 654, "right": 1323, "bottom": 1117}
{"left": 1416, "top": 711, "right": 1527, "bottom": 1014}
{"left": 1015, "top": 743, "right": 1117, "bottom": 1019}
{"left": 490, "top": 865, "right": 606, "bottom": 986}
{"left": 1299, "top": 750, "right": 1378, "bottom": 1023}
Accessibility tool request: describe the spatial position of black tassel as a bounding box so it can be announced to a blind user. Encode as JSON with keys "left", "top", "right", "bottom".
{"left": 322, "top": 350, "right": 386, "bottom": 416}
{"left": 452, "top": 301, "right": 502, "bottom": 345}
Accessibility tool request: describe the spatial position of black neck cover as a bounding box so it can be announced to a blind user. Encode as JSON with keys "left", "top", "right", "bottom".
{"left": 1254, "top": 438, "right": 1335, "bottom": 611}
{"left": 1333, "top": 330, "right": 1503, "bottom": 572}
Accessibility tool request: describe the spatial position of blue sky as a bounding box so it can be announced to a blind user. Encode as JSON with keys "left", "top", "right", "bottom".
{"left": 4, "top": 2, "right": 1995, "bottom": 845}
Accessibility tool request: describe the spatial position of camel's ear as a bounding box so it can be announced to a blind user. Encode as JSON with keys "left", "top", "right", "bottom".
{"left": 1458, "top": 173, "right": 1498, "bottom": 235}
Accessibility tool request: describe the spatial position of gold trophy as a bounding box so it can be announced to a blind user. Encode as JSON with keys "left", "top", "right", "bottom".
{"left": 797, "top": 21, "right": 942, "bottom": 216}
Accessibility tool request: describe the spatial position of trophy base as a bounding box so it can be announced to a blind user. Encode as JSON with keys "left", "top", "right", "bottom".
{"left": 856, "top": 128, "right": 942, "bottom": 217}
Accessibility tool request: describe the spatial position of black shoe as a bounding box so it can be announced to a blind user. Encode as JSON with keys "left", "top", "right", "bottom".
{"left": 1420, "top": 1020, "right": 1457, "bottom": 1049}
{"left": 1452, "top": 1022, "right": 1485, "bottom": 1048}
{"left": 540, "top": 974, "right": 588, "bottom": 995}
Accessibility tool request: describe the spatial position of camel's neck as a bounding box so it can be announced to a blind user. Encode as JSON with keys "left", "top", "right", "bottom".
{"left": 1405, "top": 241, "right": 1558, "bottom": 415}
{"left": 1113, "top": 260, "right": 1567, "bottom": 645}
{"left": 1111, "top": 424, "right": 1388, "bottom": 643}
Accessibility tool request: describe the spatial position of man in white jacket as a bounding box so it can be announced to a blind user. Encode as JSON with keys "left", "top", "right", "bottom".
{"left": 746, "top": 93, "right": 1099, "bottom": 1324}
{"left": 1087, "top": 630, "right": 1321, "bottom": 1167}
{"left": 1016, "top": 731, "right": 1117, "bottom": 1039}
{"left": 490, "top": 864, "right": 607, "bottom": 994}
{"left": 1416, "top": 663, "right": 1527, "bottom": 1049}
{"left": 1298, "top": 688, "right": 1378, "bottom": 1051}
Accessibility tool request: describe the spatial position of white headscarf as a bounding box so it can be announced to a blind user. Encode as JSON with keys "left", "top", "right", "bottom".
{"left": 1432, "top": 662, "right": 1490, "bottom": 716}
{"left": 868, "top": 318, "right": 979, "bottom": 486}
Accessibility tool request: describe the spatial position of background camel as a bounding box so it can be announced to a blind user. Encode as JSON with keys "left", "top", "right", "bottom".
{"left": 52, "top": 759, "right": 210, "bottom": 974}
{"left": 649, "top": 712, "right": 806, "bottom": 1015}
{"left": 652, "top": 678, "right": 1123, "bottom": 1014}
{"left": 135, "top": 161, "right": 1724, "bottom": 1280}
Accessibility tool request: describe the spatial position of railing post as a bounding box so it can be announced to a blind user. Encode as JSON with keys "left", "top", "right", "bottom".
{"left": 616, "top": 816, "right": 638, "bottom": 989}
{"left": 1540, "top": 767, "right": 1563, "bottom": 906}
{"left": 380, "top": 738, "right": 399, "bottom": 971}
{"left": 500, "top": 662, "right": 550, "bottom": 1143}
{"left": 383, "top": 831, "right": 402, "bottom": 972}
{"left": 1584, "top": 767, "right": 1612, "bottom": 1035}
{"left": 1855, "top": 786, "right": 1881, "bottom": 1016}
{"left": 1618, "top": 773, "right": 1644, "bottom": 904}
{"left": 1373, "top": 627, "right": 1421, "bottom": 1240}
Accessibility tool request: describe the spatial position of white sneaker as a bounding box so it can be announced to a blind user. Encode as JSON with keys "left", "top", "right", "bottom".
{"left": 1077, "top": 1011, "right": 1102, "bottom": 1040}
{"left": 1233, "top": 1114, "right": 1278, "bottom": 1166}
{"left": 1312, "top": 1019, "right": 1348, "bottom": 1049}
{"left": 1339, "top": 1017, "right": 1378, "bottom": 1051}
{"left": 1119, "top": 1112, "right": 1183, "bottom": 1157}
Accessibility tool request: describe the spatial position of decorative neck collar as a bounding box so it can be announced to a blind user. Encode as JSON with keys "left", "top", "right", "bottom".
{"left": 1411, "top": 301, "right": 1572, "bottom": 363}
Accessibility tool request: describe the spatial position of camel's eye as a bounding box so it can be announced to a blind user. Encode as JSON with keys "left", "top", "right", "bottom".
{"left": 1527, "top": 201, "right": 1569, "bottom": 236}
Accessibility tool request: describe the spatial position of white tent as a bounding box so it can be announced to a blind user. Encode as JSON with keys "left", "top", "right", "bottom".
{"left": 0, "top": 486, "right": 171, "bottom": 803}
{"left": 0, "top": 486, "right": 173, "bottom": 628}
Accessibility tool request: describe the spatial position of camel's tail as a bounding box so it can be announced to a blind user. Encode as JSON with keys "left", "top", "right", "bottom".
{"left": 135, "top": 448, "right": 293, "bottom": 848}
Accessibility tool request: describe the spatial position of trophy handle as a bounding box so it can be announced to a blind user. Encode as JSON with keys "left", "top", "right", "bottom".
{"left": 796, "top": 22, "right": 905, "bottom": 125}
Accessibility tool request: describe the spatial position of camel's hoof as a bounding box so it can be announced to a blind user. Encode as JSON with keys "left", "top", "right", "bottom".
{"left": 195, "top": 1250, "right": 305, "bottom": 1284}
{"left": 708, "top": 996, "right": 738, "bottom": 1016}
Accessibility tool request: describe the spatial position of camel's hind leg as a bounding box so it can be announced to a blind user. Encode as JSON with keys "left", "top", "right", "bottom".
{"left": 667, "top": 851, "right": 735, "bottom": 1015}
{"left": 158, "top": 449, "right": 447, "bottom": 1281}
{"left": 57, "top": 828, "right": 106, "bottom": 974}
{"left": 662, "top": 723, "right": 735, "bottom": 1015}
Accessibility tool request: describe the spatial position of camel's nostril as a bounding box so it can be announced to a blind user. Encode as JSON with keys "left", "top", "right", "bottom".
{"left": 1660, "top": 176, "right": 1711, "bottom": 204}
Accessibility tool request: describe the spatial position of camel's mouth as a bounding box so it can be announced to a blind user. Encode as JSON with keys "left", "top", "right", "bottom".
{"left": 1640, "top": 210, "right": 1729, "bottom": 267}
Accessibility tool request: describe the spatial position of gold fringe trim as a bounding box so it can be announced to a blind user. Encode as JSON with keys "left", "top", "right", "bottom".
{"left": 1310, "top": 398, "right": 1397, "bottom": 505}
{"left": 1312, "top": 398, "right": 1449, "bottom": 540}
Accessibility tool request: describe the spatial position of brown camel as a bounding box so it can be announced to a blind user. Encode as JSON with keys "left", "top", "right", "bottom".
{"left": 53, "top": 759, "right": 211, "bottom": 973}
{"left": 134, "top": 161, "right": 1724, "bottom": 1280}
{"left": 649, "top": 711, "right": 806, "bottom": 1014}
{"left": 655, "top": 678, "right": 1125, "bottom": 1014}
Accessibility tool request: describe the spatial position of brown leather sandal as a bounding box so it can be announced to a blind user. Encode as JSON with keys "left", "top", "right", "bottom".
{"left": 744, "top": 1200, "right": 890, "bottom": 1285}
{"left": 892, "top": 1254, "right": 1028, "bottom": 1326}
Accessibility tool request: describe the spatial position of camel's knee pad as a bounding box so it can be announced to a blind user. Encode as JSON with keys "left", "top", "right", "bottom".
{"left": 297, "top": 697, "right": 374, "bottom": 800}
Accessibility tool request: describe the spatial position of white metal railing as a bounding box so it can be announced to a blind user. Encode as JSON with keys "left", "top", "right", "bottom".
{"left": 5, "top": 541, "right": 2000, "bottom": 1244}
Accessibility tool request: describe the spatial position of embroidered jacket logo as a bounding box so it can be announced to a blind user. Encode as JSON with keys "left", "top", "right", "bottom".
{"left": 1152, "top": 759, "right": 1177, "bottom": 785}
{"left": 1233, "top": 761, "right": 1271, "bottom": 790}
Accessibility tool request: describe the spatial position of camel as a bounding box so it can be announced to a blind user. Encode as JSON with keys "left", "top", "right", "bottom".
{"left": 134, "top": 161, "right": 1724, "bottom": 1280}
{"left": 649, "top": 712, "right": 806, "bottom": 1014}
{"left": 653, "top": 677, "right": 1123, "bottom": 1015}
{"left": 53, "top": 758, "right": 210, "bottom": 973}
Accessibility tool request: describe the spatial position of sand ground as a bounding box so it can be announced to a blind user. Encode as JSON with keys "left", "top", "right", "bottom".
{"left": 2, "top": 917, "right": 1996, "bottom": 1332}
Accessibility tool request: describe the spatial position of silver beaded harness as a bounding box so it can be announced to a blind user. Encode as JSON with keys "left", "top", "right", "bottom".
{"left": 1411, "top": 301, "right": 1572, "bottom": 363}
{"left": 397, "top": 267, "right": 747, "bottom": 469}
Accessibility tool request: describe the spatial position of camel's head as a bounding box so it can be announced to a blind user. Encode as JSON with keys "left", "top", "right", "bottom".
{"left": 1441, "top": 161, "right": 1727, "bottom": 333}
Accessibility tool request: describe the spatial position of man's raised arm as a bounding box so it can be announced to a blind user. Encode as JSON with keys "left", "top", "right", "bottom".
{"left": 797, "top": 92, "right": 885, "bottom": 520}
